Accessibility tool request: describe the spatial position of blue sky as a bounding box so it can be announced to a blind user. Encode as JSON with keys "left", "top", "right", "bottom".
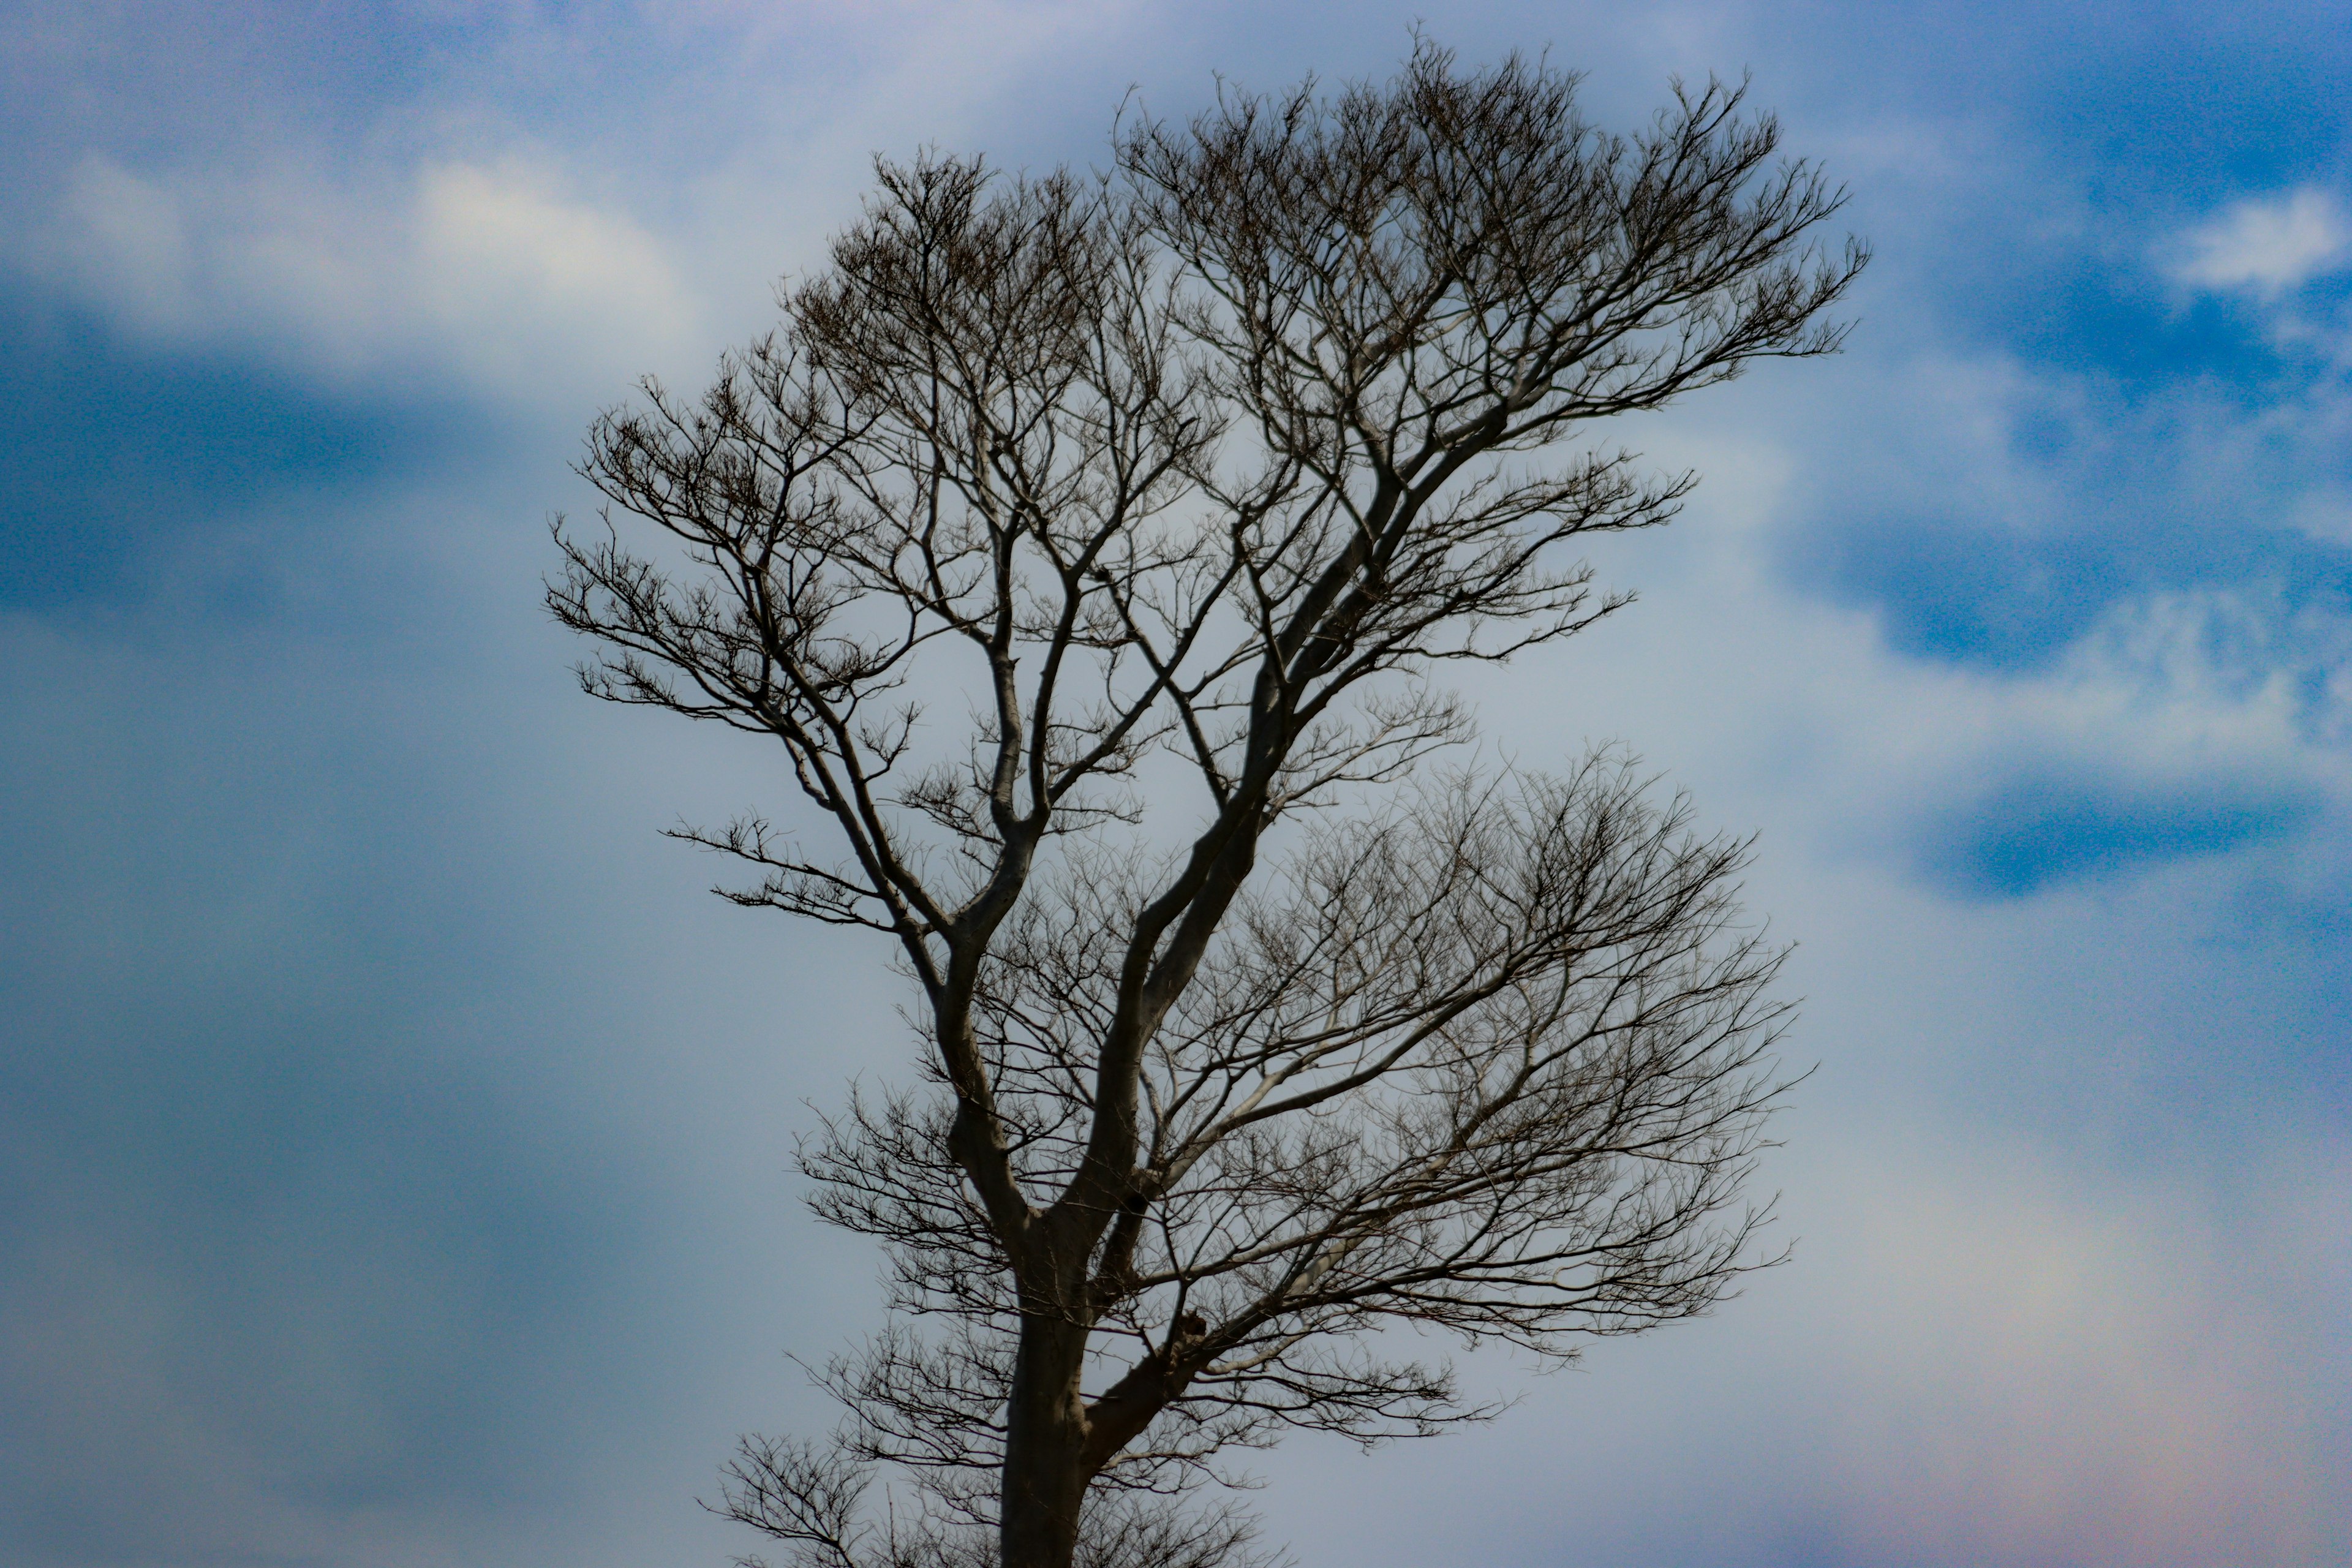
{"left": 3, "top": 3, "right": 2348, "bottom": 1565}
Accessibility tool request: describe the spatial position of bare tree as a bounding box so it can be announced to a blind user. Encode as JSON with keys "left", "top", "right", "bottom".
{"left": 551, "top": 40, "right": 1862, "bottom": 1568}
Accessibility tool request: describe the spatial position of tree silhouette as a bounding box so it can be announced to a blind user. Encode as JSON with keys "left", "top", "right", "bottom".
{"left": 552, "top": 39, "right": 1861, "bottom": 1568}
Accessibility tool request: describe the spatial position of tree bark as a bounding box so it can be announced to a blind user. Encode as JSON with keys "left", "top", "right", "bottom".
{"left": 1000, "top": 1312, "right": 1093, "bottom": 1568}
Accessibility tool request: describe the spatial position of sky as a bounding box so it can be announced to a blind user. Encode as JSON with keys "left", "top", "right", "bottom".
{"left": 2, "top": 2, "right": 2349, "bottom": 1565}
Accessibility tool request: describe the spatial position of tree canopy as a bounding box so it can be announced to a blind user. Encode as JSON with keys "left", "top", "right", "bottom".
{"left": 552, "top": 39, "right": 1861, "bottom": 1568}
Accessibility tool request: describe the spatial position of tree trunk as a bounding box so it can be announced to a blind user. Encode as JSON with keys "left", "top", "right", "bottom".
{"left": 1000, "top": 1313, "right": 1092, "bottom": 1568}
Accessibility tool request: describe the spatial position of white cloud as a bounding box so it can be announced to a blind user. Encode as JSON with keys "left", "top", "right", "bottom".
{"left": 13, "top": 0, "right": 1175, "bottom": 416}
{"left": 30, "top": 153, "right": 706, "bottom": 407}
{"left": 411, "top": 159, "right": 703, "bottom": 394}
{"left": 2171, "top": 187, "right": 2352, "bottom": 298}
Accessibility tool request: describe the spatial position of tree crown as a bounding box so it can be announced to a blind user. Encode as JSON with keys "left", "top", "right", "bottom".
{"left": 552, "top": 39, "right": 1858, "bottom": 1568}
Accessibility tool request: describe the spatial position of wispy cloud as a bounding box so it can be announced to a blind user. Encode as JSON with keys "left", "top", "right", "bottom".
{"left": 2169, "top": 187, "right": 2352, "bottom": 299}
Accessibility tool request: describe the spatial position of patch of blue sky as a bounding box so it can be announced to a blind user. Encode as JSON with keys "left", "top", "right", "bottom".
{"left": 1970, "top": 254, "right": 2343, "bottom": 392}
{"left": 4, "top": 2, "right": 584, "bottom": 158}
{"left": 1713, "top": 0, "right": 2352, "bottom": 695}
{"left": 1761, "top": 0, "right": 2351, "bottom": 177}
{"left": 1912, "top": 769, "right": 2320, "bottom": 899}
{"left": 1780, "top": 267, "right": 2352, "bottom": 677}
{"left": 1777, "top": 315, "right": 2352, "bottom": 683}
{"left": 0, "top": 296, "right": 496, "bottom": 611}
{"left": 1994, "top": 12, "right": 2349, "bottom": 203}
{"left": 1794, "top": 502, "right": 2352, "bottom": 672}
{"left": 2, "top": 1028, "right": 611, "bottom": 1470}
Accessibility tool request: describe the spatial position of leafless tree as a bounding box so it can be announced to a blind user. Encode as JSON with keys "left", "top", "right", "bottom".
{"left": 551, "top": 40, "right": 1861, "bottom": 1568}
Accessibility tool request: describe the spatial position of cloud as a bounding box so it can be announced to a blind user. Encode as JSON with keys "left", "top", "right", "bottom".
{"left": 1536, "top": 417, "right": 2352, "bottom": 903}
{"left": 7, "top": 4, "right": 2352, "bottom": 1566}
{"left": 2169, "top": 187, "right": 2352, "bottom": 299}
{"left": 28, "top": 153, "right": 706, "bottom": 405}
{"left": 1250, "top": 1126, "right": 2350, "bottom": 1568}
{"left": 1777, "top": 329, "right": 2352, "bottom": 672}
{"left": 53, "top": 154, "right": 198, "bottom": 330}
{"left": 1885, "top": 584, "right": 2352, "bottom": 896}
{"left": 1790, "top": 1136, "right": 2344, "bottom": 1566}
